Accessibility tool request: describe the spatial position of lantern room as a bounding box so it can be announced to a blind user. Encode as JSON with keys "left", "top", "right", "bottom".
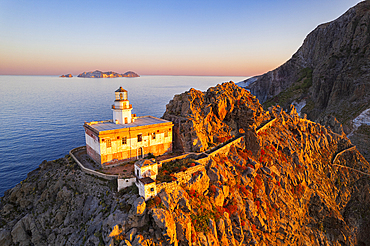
{"left": 115, "top": 87, "right": 128, "bottom": 100}
{"left": 112, "top": 87, "right": 132, "bottom": 124}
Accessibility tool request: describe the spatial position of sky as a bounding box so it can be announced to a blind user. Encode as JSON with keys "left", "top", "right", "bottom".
{"left": 0, "top": 0, "right": 364, "bottom": 76}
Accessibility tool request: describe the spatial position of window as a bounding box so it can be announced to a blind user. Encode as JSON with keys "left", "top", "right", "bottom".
{"left": 137, "top": 134, "right": 142, "bottom": 142}
{"left": 164, "top": 130, "right": 168, "bottom": 138}
{"left": 125, "top": 117, "right": 128, "bottom": 124}
{"left": 150, "top": 187, "right": 154, "bottom": 192}
{"left": 137, "top": 170, "right": 139, "bottom": 176}
{"left": 106, "top": 139, "right": 111, "bottom": 148}
{"left": 122, "top": 137, "right": 127, "bottom": 145}
{"left": 152, "top": 132, "right": 156, "bottom": 140}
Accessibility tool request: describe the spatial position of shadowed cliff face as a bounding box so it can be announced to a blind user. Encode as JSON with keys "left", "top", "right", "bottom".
{"left": 162, "top": 82, "right": 269, "bottom": 153}
{"left": 239, "top": 1, "right": 370, "bottom": 161}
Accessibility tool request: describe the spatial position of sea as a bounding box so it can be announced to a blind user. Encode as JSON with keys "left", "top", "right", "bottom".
{"left": 0, "top": 75, "right": 246, "bottom": 196}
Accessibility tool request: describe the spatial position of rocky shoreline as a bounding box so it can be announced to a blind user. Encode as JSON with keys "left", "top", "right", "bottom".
{"left": 1, "top": 82, "right": 370, "bottom": 246}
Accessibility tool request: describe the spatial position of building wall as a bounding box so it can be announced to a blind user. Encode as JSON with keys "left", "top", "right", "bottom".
{"left": 85, "top": 129, "right": 101, "bottom": 164}
{"left": 113, "top": 106, "right": 132, "bottom": 124}
{"left": 135, "top": 164, "right": 158, "bottom": 179}
{"left": 85, "top": 129, "right": 100, "bottom": 154}
{"left": 99, "top": 123, "right": 173, "bottom": 166}
{"left": 138, "top": 182, "right": 145, "bottom": 198}
{"left": 86, "top": 145, "right": 101, "bottom": 165}
{"left": 138, "top": 182, "right": 156, "bottom": 201}
{"left": 117, "top": 177, "right": 136, "bottom": 191}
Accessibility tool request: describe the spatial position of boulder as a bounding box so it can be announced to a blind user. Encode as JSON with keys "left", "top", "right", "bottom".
{"left": 133, "top": 197, "right": 146, "bottom": 215}
{"left": 187, "top": 170, "right": 210, "bottom": 194}
{"left": 0, "top": 229, "right": 12, "bottom": 246}
{"left": 11, "top": 217, "right": 31, "bottom": 246}
{"left": 150, "top": 208, "right": 177, "bottom": 245}
{"left": 127, "top": 228, "right": 137, "bottom": 242}
{"left": 214, "top": 187, "right": 225, "bottom": 207}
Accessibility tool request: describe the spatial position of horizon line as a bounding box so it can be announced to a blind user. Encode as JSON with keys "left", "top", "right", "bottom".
{"left": 0, "top": 73, "right": 255, "bottom": 78}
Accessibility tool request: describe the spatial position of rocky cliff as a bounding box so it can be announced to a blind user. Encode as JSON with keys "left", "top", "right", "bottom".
{"left": 162, "top": 82, "right": 270, "bottom": 153}
{"left": 78, "top": 70, "right": 139, "bottom": 78}
{"left": 238, "top": 1, "right": 370, "bottom": 161}
{"left": 1, "top": 82, "right": 370, "bottom": 246}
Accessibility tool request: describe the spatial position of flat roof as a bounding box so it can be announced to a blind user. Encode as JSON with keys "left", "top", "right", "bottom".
{"left": 139, "top": 177, "right": 155, "bottom": 185}
{"left": 85, "top": 116, "right": 172, "bottom": 132}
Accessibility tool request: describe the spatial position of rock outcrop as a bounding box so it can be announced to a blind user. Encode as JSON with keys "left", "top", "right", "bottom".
{"left": 237, "top": 1, "right": 370, "bottom": 161}
{"left": 78, "top": 70, "right": 139, "bottom": 78}
{"left": 162, "top": 82, "right": 269, "bottom": 152}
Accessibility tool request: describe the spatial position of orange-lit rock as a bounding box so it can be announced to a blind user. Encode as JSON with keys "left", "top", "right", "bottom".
{"left": 163, "top": 82, "right": 270, "bottom": 152}
{"left": 59, "top": 74, "right": 73, "bottom": 77}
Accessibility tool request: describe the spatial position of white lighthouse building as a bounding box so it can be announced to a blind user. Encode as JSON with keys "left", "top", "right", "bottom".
{"left": 84, "top": 87, "right": 173, "bottom": 167}
{"left": 112, "top": 87, "right": 132, "bottom": 124}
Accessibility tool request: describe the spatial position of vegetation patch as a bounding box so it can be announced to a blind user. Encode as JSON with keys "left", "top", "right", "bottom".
{"left": 157, "top": 158, "right": 196, "bottom": 182}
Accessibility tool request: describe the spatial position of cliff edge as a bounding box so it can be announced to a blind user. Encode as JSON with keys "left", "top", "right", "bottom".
{"left": 238, "top": 1, "right": 370, "bottom": 161}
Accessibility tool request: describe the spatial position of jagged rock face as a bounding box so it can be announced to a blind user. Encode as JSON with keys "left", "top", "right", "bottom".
{"left": 154, "top": 108, "right": 370, "bottom": 245}
{"left": 239, "top": 1, "right": 370, "bottom": 160}
{"left": 95, "top": 107, "right": 370, "bottom": 246}
{"left": 162, "top": 82, "right": 269, "bottom": 152}
{"left": 1, "top": 105, "right": 370, "bottom": 245}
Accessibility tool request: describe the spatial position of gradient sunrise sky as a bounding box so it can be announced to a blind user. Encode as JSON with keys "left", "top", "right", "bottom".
{"left": 0, "top": 0, "right": 363, "bottom": 76}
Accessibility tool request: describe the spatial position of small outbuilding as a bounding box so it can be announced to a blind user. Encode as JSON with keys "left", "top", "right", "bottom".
{"left": 137, "top": 177, "right": 157, "bottom": 201}
{"left": 135, "top": 159, "right": 158, "bottom": 180}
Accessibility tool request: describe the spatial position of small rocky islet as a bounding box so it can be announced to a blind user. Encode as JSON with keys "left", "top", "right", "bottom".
{"left": 59, "top": 74, "right": 73, "bottom": 78}
{"left": 77, "top": 70, "right": 139, "bottom": 78}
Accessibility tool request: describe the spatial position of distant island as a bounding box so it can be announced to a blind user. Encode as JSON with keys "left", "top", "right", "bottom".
{"left": 77, "top": 70, "right": 139, "bottom": 78}
{"left": 59, "top": 74, "right": 73, "bottom": 77}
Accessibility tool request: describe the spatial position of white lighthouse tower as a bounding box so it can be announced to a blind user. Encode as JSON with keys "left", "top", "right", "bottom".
{"left": 112, "top": 87, "right": 132, "bottom": 124}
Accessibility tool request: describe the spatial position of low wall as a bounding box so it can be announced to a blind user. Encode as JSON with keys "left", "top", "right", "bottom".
{"left": 332, "top": 146, "right": 357, "bottom": 165}
{"left": 208, "top": 136, "right": 244, "bottom": 157}
{"left": 156, "top": 181, "right": 178, "bottom": 194}
{"left": 256, "top": 118, "right": 277, "bottom": 133}
{"left": 159, "top": 153, "right": 198, "bottom": 164}
{"left": 156, "top": 165, "right": 206, "bottom": 194}
{"left": 70, "top": 146, "right": 118, "bottom": 181}
{"left": 118, "top": 177, "right": 137, "bottom": 191}
{"left": 174, "top": 165, "right": 205, "bottom": 184}
{"left": 195, "top": 135, "right": 245, "bottom": 166}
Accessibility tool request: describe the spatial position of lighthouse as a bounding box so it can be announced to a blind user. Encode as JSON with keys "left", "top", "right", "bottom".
{"left": 112, "top": 87, "right": 132, "bottom": 124}
{"left": 84, "top": 87, "right": 173, "bottom": 167}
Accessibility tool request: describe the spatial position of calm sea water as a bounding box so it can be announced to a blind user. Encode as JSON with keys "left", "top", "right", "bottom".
{"left": 0, "top": 75, "right": 246, "bottom": 196}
